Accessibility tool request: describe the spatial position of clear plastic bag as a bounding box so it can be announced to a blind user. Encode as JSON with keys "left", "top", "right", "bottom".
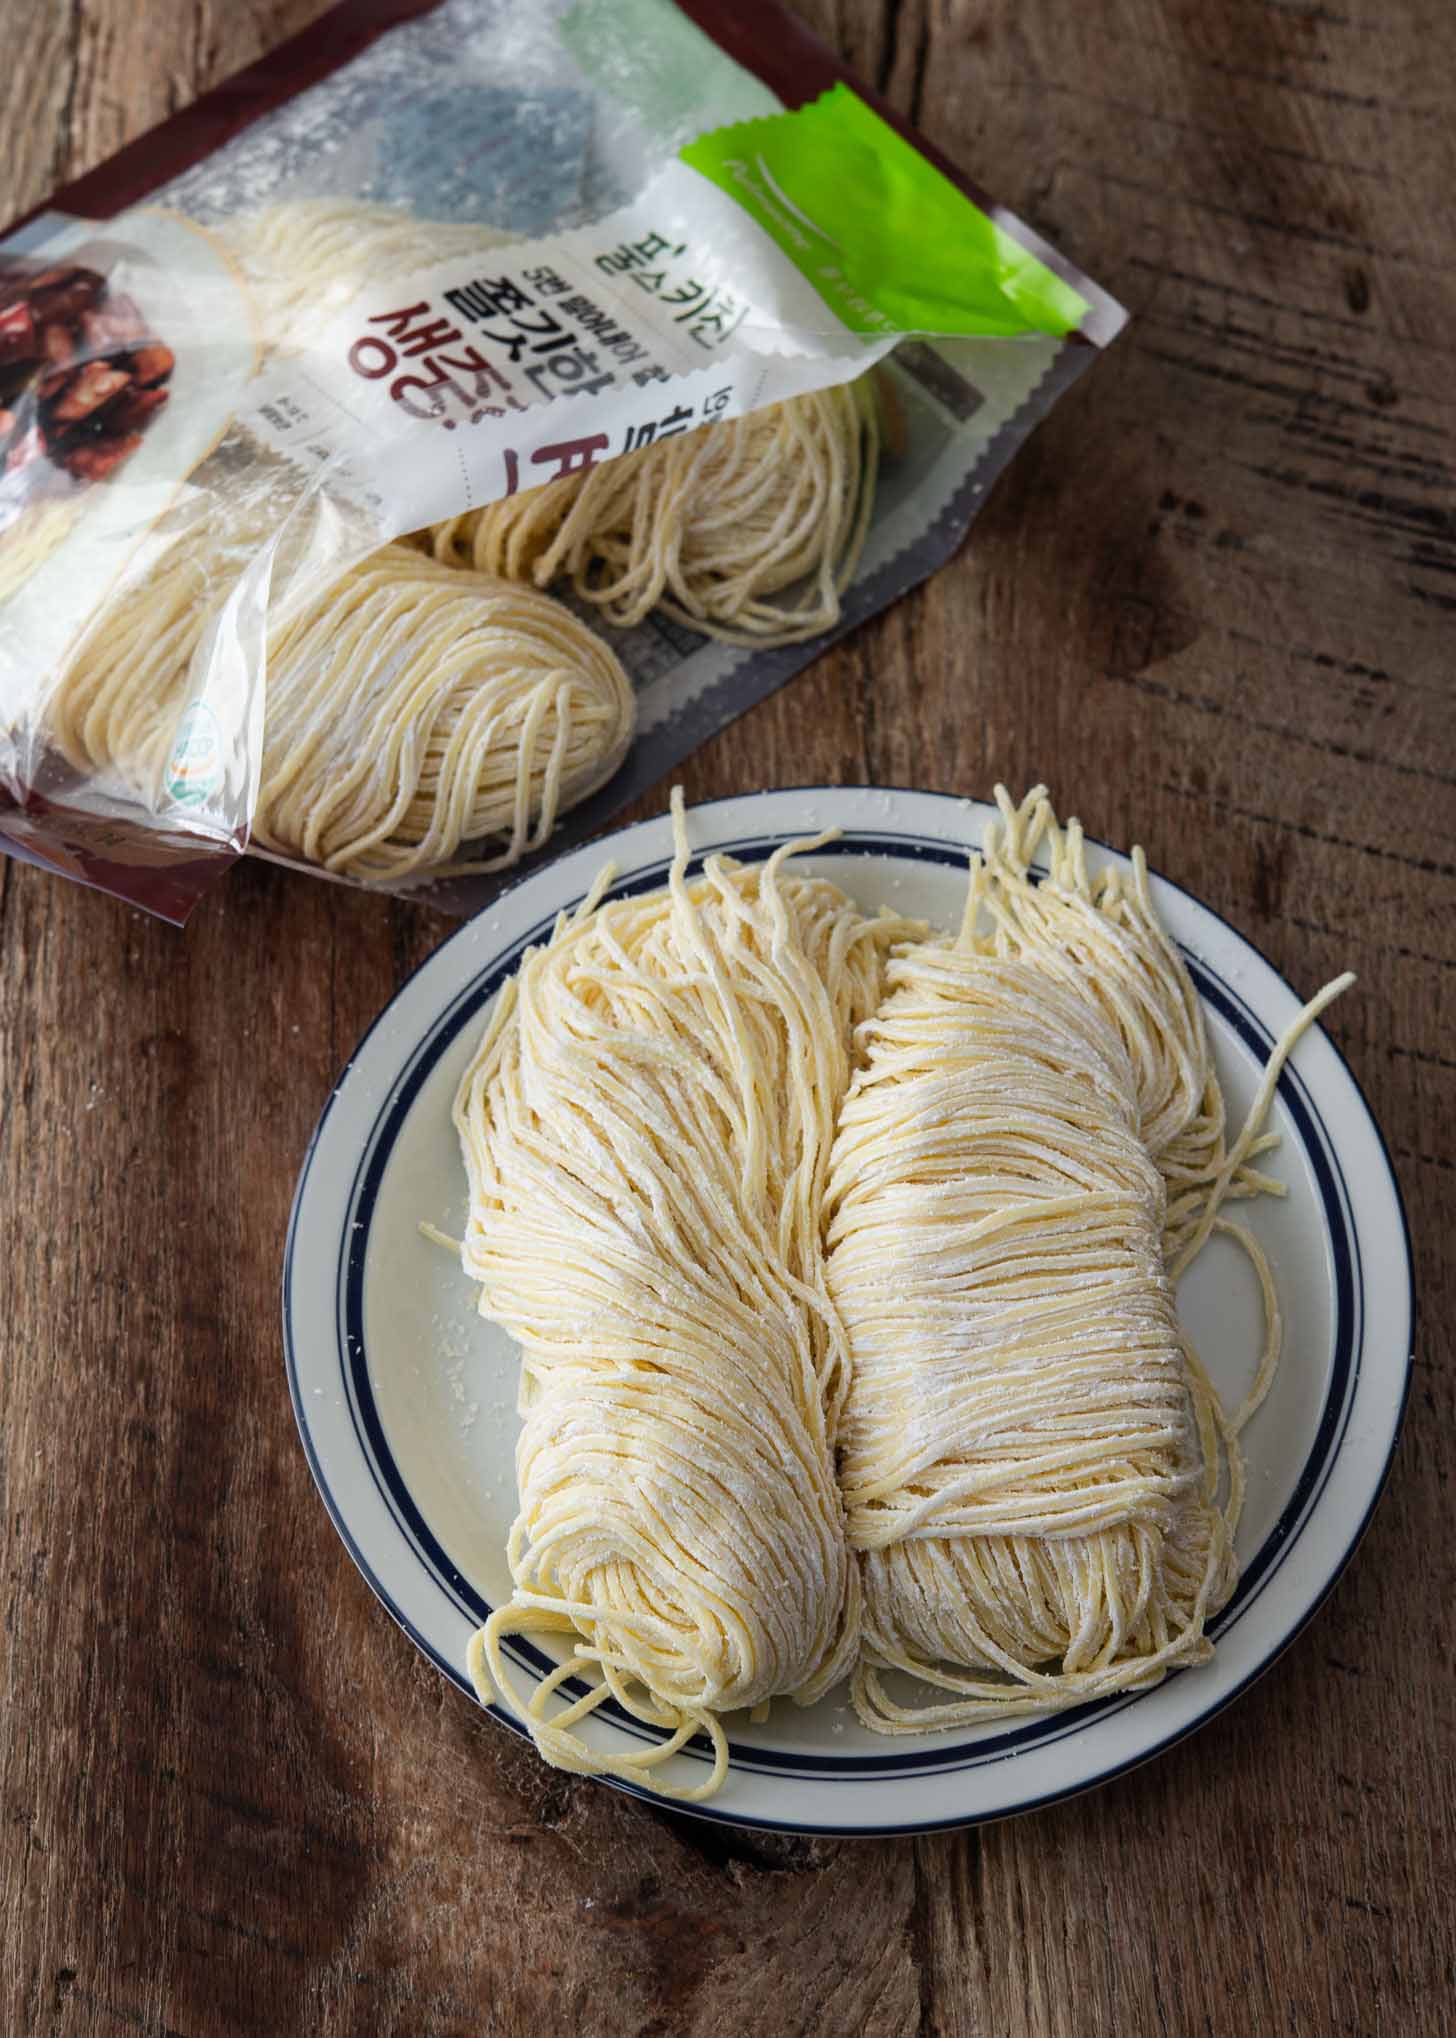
{"left": 0, "top": 0, "right": 1123, "bottom": 920}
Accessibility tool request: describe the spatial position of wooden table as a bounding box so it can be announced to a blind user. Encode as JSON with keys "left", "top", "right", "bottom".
{"left": 2, "top": 2, "right": 1451, "bottom": 2032}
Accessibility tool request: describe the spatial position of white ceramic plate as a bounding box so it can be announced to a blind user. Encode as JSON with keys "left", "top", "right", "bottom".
{"left": 283, "top": 788, "right": 1412, "bottom": 1835}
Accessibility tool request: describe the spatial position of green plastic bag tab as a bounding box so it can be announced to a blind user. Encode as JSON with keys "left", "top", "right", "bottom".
{"left": 680, "top": 83, "right": 1088, "bottom": 341}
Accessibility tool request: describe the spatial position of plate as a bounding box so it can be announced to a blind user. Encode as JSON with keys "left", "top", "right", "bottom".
{"left": 283, "top": 787, "right": 1412, "bottom": 1834}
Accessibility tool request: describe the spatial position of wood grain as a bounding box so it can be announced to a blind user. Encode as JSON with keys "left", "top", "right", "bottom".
{"left": 2, "top": 1, "right": 1452, "bottom": 2033}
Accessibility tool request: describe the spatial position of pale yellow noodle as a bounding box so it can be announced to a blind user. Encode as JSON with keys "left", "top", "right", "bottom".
{"left": 827, "top": 924, "right": 1237, "bottom": 1732}
{"left": 422, "top": 380, "right": 880, "bottom": 647}
{"left": 454, "top": 791, "right": 919, "bottom": 1798}
{"left": 825, "top": 789, "right": 1352, "bottom": 1734}
{"left": 224, "top": 199, "right": 517, "bottom": 348}
{"left": 43, "top": 471, "right": 634, "bottom": 882}
{"left": 31, "top": 202, "right": 634, "bottom": 879}
{"left": 257, "top": 546, "right": 633, "bottom": 879}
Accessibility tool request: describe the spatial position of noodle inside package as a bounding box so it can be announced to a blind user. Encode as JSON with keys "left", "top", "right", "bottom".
{"left": 0, "top": 0, "right": 1124, "bottom": 920}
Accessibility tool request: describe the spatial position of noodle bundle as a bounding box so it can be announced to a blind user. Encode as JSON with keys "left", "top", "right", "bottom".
{"left": 44, "top": 483, "right": 634, "bottom": 880}
{"left": 826, "top": 933, "right": 1236, "bottom": 1730}
{"left": 424, "top": 380, "right": 880, "bottom": 645}
{"left": 256, "top": 545, "right": 633, "bottom": 878}
{"left": 456, "top": 795, "right": 917, "bottom": 1797}
{"left": 825, "top": 788, "right": 1347, "bottom": 1732}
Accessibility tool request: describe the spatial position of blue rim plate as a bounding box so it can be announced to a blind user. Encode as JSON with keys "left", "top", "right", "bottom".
{"left": 282, "top": 788, "right": 1413, "bottom": 1834}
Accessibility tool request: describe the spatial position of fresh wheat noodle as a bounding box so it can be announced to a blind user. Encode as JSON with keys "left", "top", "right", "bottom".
{"left": 455, "top": 790, "right": 919, "bottom": 1798}
{"left": 423, "top": 380, "right": 879, "bottom": 647}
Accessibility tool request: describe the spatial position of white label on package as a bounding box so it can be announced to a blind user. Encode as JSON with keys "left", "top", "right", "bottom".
{"left": 240, "top": 160, "right": 893, "bottom": 533}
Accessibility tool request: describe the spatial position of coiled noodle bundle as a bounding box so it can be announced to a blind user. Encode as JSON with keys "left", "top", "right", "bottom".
{"left": 456, "top": 795, "right": 916, "bottom": 1797}
{"left": 827, "top": 930, "right": 1236, "bottom": 1731}
{"left": 825, "top": 787, "right": 1347, "bottom": 1732}
{"left": 44, "top": 483, "right": 634, "bottom": 880}
{"left": 425, "top": 381, "right": 879, "bottom": 645}
{"left": 256, "top": 545, "right": 633, "bottom": 878}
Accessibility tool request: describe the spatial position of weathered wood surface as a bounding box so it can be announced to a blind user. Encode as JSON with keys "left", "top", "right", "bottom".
{"left": 2, "top": 1, "right": 1452, "bottom": 2032}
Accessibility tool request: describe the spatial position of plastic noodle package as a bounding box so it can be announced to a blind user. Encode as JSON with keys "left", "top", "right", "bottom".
{"left": 0, "top": 0, "right": 1125, "bottom": 922}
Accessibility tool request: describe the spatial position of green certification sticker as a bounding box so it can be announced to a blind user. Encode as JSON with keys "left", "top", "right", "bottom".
{"left": 164, "top": 700, "right": 224, "bottom": 808}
